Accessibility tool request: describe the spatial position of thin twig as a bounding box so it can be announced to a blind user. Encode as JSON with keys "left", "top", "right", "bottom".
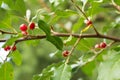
{"left": 111, "top": 0, "right": 120, "bottom": 12}
{"left": 71, "top": 41, "right": 116, "bottom": 69}
{"left": 3, "top": 43, "right": 17, "bottom": 63}
{"left": 65, "top": 34, "right": 82, "bottom": 64}
{"left": 80, "top": 41, "right": 116, "bottom": 67}
{"left": 71, "top": 0, "right": 88, "bottom": 20}
{"left": 71, "top": 0, "right": 99, "bottom": 35}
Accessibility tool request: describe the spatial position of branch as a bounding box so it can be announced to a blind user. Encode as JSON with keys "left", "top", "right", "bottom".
{"left": 0, "top": 33, "right": 120, "bottom": 43}
{"left": 71, "top": 41, "right": 115, "bottom": 70}
{"left": 80, "top": 41, "right": 115, "bottom": 67}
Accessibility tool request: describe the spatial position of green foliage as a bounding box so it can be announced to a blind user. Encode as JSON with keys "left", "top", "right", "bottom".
{"left": 47, "top": 36, "right": 63, "bottom": 50}
{"left": 55, "top": 9, "right": 77, "bottom": 17}
{"left": 10, "top": 50, "right": 22, "bottom": 66}
{"left": 33, "top": 63, "right": 71, "bottom": 80}
{"left": 114, "top": 0, "right": 120, "bottom": 5}
{"left": 97, "top": 50, "right": 120, "bottom": 80}
{"left": 33, "top": 63, "right": 62, "bottom": 80}
{"left": 33, "top": 63, "right": 55, "bottom": 80}
{"left": 2, "top": 36, "right": 21, "bottom": 48}
{"left": 0, "top": 62, "right": 14, "bottom": 80}
{"left": 38, "top": 20, "right": 63, "bottom": 50}
{"left": 0, "top": 8, "right": 7, "bottom": 21}
{"left": 3, "top": 0, "right": 26, "bottom": 16}
{"left": 53, "top": 64, "right": 71, "bottom": 80}
{"left": 38, "top": 20, "right": 51, "bottom": 36}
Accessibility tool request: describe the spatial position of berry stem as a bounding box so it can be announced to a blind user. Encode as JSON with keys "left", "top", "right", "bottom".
{"left": 71, "top": 0, "right": 99, "bottom": 35}
{"left": 3, "top": 43, "right": 17, "bottom": 63}
{"left": 71, "top": 0, "right": 88, "bottom": 20}
{"left": 65, "top": 33, "right": 82, "bottom": 64}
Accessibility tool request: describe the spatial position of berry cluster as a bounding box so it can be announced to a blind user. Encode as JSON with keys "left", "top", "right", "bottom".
{"left": 95, "top": 42, "right": 107, "bottom": 49}
{"left": 4, "top": 22, "right": 36, "bottom": 52}
{"left": 62, "top": 50, "right": 70, "bottom": 57}
{"left": 19, "top": 22, "right": 35, "bottom": 35}
{"left": 4, "top": 45, "right": 16, "bottom": 51}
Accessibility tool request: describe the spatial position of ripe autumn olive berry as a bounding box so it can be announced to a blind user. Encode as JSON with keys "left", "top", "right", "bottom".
{"left": 100, "top": 42, "right": 107, "bottom": 48}
{"left": 29, "top": 22, "right": 35, "bottom": 30}
{"left": 12, "top": 45, "right": 17, "bottom": 51}
{"left": 86, "top": 20, "right": 92, "bottom": 26}
{"left": 20, "top": 24, "right": 28, "bottom": 31}
{"left": 4, "top": 45, "right": 11, "bottom": 51}
{"left": 62, "top": 50, "right": 69, "bottom": 57}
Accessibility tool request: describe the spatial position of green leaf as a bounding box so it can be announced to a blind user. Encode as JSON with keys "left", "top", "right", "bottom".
{"left": 33, "top": 63, "right": 62, "bottom": 80}
{"left": 81, "top": 60, "right": 96, "bottom": 76}
{"left": 2, "top": 36, "right": 20, "bottom": 48}
{"left": 112, "top": 45, "right": 120, "bottom": 51}
{"left": 4, "top": 0, "right": 26, "bottom": 16}
{"left": 53, "top": 64, "right": 72, "bottom": 80}
{"left": 0, "top": 8, "right": 8, "bottom": 21}
{"left": 0, "top": 1, "right": 2, "bottom": 5}
{"left": 72, "top": 18, "right": 84, "bottom": 32}
{"left": 0, "top": 62, "right": 14, "bottom": 80}
{"left": 10, "top": 50, "right": 22, "bottom": 66}
{"left": 87, "top": 1, "right": 106, "bottom": 16}
{"left": 77, "top": 38, "right": 96, "bottom": 51}
{"left": 47, "top": 36, "right": 63, "bottom": 50}
{"left": 97, "top": 50, "right": 120, "bottom": 80}
{"left": 38, "top": 20, "right": 51, "bottom": 36}
{"left": 55, "top": 9, "right": 77, "bottom": 17}
{"left": 49, "top": 15, "right": 60, "bottom": 25}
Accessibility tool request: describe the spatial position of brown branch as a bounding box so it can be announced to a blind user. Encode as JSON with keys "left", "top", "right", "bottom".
{"left": 0, "top": 33, "right": 120, "bottom": 43}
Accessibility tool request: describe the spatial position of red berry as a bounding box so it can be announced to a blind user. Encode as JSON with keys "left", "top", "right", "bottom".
{"left": 100, "top": 42, "right": 107, "bottom": 48}
{"left": 95, "top": 44, "right": 100, "bottom": 48}
{"left": 22, "top": 31, "right": 28, "bottom": 35}
{"left": 62, "top": 50, "right": 69, "bottom": 57}
{"left": 12, "top": 45, "right": 16, "bottom": 51}
{"left": 86, "top": 20, "right": 92, "bottom": 26}
{"left": 4, "top": 45, "right": 11, "bottom": 51}
{"left": 29, "top": 22, "right": 35, "bottom": 30}
{"left": 4, "top": 47, "right": 8, "bottom": 51}
{"left": 20, "top": 24, "right": 28, "bottom": 31}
